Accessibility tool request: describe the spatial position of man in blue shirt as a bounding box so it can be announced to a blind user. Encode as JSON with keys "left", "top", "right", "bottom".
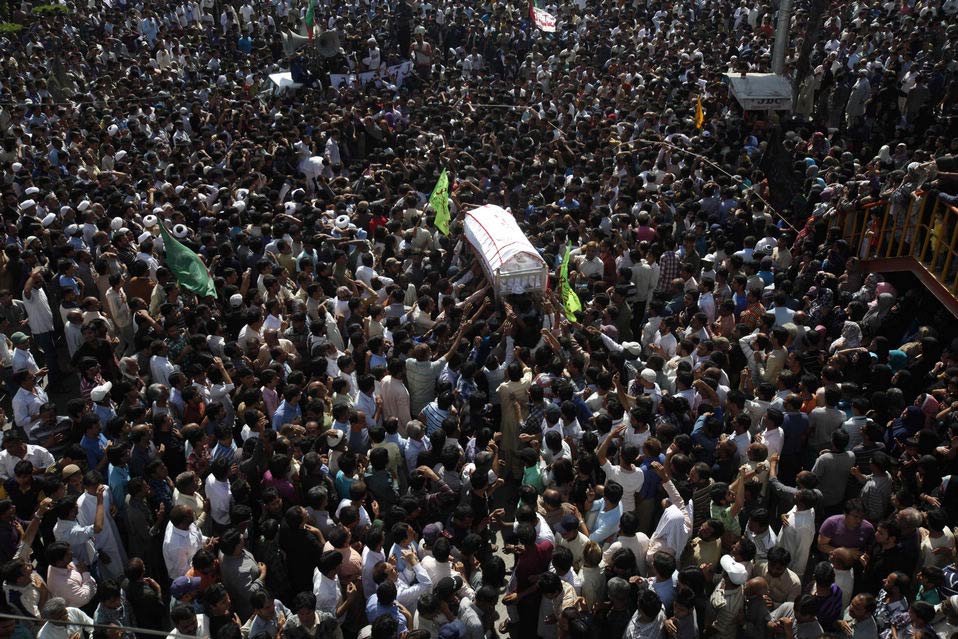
{"left": 587, "top": 480, "right": 624, "bottom": 546}
{"left": 271, "top": 385, "right": 302, "bottom": 430}
{"left": 244, "top": 591, "right": 290, "bottom": 639}
{"left": 80, "top": 414, "right": 110, "bottom": 471}
{"left": 106, "top": 446, "right": 130, "bottom": 516}
{"left": 92, "top": 402, "right": 116, "bottom": 433}
{"left": 365, "top": 581, "right": 408, "bottom": 634}
{"left": 691, "top": 414, "right": 722, "bottom": 466}
{"left": 555, "top": 189, "right": 581, "bottom": 211}
{"left": 637, "top": 441, "right": 667, "bottom": 534}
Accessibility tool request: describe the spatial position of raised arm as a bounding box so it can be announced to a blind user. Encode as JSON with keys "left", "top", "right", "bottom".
{"left": 652, "top": 461, "right": 686, "bottom": 510}
{"left": 16, "top": 498, "right": 52, "bottom": 559}
{"left": 612, "top": 373, "right": 637, "bottom": 409}
{"left": 692, "top": 378, "right": 719, "bottom": 406}
{"left": 94, "top": 485, "right": 106, "bottom": 534}
{"left": 728, "top": 464, "right": 752, "bottom": 518}
{"left": 457, "top": 284, "right": 490, "bottom": 309}
{"left": 22, "top": 267, "right": 44, "bottom": 300}
{"left": 598, "top": 425, "right": 625, "bottom": 467}
{"left": 442, "top": 320, "right": 470, "bottom": 362}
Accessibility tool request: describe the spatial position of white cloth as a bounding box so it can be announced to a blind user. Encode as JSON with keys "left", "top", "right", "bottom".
{"left": 778, "top": 507, "right": 815, "bottom": 575}
{"left": 12, "top": 386, "right": 49, "bottom": 434}
{"left": 150, "top": 355, "right": 175, "bottom": 387}
{"left": 395, "top": 563, "right": 434, "bottom": 610}
{"left": 11, "top": 347, "right": 38, "bottom": 375}
{"left": 601, "top": 458, "right": 644, "bottom": 513}
{"left": 361, "top": 547, "right": 386, "bottom": 599}
{"left": 105, "top": 287, "right": 132, "bottom": 328}
{"left": 163, "top": 521, "right": 206, "bottom": 579}
{"left": 0, "top": 444, "right": 54, "bottom": 479}
{"left": 165, "top": 614, "right": 210, "bottom": 639}
{"left": 603, "top": 534, "right": 651, "bottom": 576}
{"left": 756, "top": 428, "right": 784, "bottom": 458}
{"left": 835, "top": 567, "right": 854, "bottom": 612}
{"left": 204, "top": 475, "right": 232, "bottom": 526}
{"left": 22, "top": 287, "right": 55, "bottom": 334}
{"left": 624, "top": 609, "right": 666, "bottom": 639}
{"left": 76, "top": 488, "right": 127, "bottom": 580}
{"left": 0, "top": 335, "right": 11, "bottom": 368}
{"left": 312, "top": 570, "right": 342, "bottom": 616}
{"left": 52, "top": 519, "right": 96, "bottom": 566}
{"left": 65, "top": 322, "right": 84, "bottom": 357}
{"left": 920, "top": 527, "right": 956, "bottom": 568}
{"left": 420, "top": 556, "right": 471, "bottom": 599}
{"left": 3, "top": 575, "right": 42, "bottom": 617}
{"left": 335, "top": 498, "right": 371, "bottom": 529}
{"left": 647, "top": 480, "right": 693, "bottom": 562}
{"left": 37, "top": 607, "right": 93, "bottom": 639}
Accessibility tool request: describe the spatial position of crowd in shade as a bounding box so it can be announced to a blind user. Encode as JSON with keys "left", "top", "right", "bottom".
{"left": 2, "top": 0, "right": 958, "bottom": 638}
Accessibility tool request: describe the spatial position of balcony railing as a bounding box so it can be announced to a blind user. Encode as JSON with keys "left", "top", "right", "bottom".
{"left": 840, "top": 191, "right": 958, "bottom": 298}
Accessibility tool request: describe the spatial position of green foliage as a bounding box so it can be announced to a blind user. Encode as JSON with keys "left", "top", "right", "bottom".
{"left": 0, "top": 22, "right": 23, "bottom": 32}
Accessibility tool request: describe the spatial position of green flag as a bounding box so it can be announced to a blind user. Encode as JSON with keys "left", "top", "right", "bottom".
{"left": 158, "top": 224, "right": 217, "bottom": 299}
{"left": 558, "top": 242, "right": 582, "bottom": 320}
{"left": 430, "top": 169, "right": 451, "bottom": 236}
{"left": 305, "top": 0, "right": 315, "bottom": 40}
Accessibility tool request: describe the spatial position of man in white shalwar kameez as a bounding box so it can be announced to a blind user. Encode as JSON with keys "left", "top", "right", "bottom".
{"left": 777, "top": 496, "right": 816, "bottom": 576}
{"left": 76, "top": 473, "right": 127, "bottom": 581}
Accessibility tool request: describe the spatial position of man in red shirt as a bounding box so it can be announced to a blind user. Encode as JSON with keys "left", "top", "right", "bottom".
{"left": 502, "top": 523, "right": 554, "bottom": 637}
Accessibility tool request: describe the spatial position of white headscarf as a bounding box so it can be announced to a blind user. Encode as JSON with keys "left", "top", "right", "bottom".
{"left": 830, "top": 321, "right": 863, "bottom": 353}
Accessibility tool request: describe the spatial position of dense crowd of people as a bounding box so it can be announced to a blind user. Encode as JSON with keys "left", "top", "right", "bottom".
{"left": 1, "top": 0, "right": 958, "bottom": 638}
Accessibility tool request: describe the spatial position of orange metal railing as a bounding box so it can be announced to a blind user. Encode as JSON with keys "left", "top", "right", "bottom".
{"left": 840, "top": 192, "right": 958, "bottom": 296}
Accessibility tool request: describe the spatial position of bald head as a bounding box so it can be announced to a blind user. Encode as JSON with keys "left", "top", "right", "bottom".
{"left": 829, "top": 547, "right": 856, "bottom": 570}
{"left": 542, "top": 489, "right": 562, "bottom": 509}
{"left": 744, "top": 577, "right": 768, "bottom": 598}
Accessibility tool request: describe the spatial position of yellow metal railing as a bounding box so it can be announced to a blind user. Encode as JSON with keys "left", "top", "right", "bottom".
{"left": 840, "top": 192, "right": 958, "bottom": 296}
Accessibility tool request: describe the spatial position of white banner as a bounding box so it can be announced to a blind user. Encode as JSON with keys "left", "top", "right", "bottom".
{"left": 329, "top": 61, "right": 413, "bottom": 88}
{"left": 532, "top": 6, "right": 556, "bottom": 32}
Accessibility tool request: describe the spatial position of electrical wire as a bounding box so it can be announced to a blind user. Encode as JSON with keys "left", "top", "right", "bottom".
{"left": 0, "top": 608, "right": 204, "bottom": 639}
{"left": 461, "top": 101, "right": 797, "bottom": 232}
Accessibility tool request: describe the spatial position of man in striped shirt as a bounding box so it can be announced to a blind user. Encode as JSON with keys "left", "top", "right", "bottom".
{"left": 419, "top": 391, "right": 454, "bottom": 436}
{"left": 657, "top": 238, "right": 680, "bottom": 292}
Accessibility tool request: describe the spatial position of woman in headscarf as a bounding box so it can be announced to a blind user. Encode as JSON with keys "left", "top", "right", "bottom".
{"left": 885, "top": 405, "right": 925, "bottom": 455}
{"left": 862, "top": 292, "right": 896, "bottom": 336}
{"left": 853, "top": 273, "right": 882, "bottom": 305}
{"left": 893, "top": 143, "right": 910, "bottom": 169}
{"left": 792, "top": 217, "right": 817, "bottom": 253}
{"left": 830, "top": 321, "right": 863, "bottom": 353}
{"left": 918, "top": 393, "right": 941, "bottom": 428}
{"left": 876, "top": 144, "right": 894, "bottom": 171}
{"left": 888, "top": 349, "right": 909, "bottom": 373}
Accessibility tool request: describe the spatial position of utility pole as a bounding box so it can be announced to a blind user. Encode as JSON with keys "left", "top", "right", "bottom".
{"left": 771, "top": 0, "right": 793, "bottom": 76}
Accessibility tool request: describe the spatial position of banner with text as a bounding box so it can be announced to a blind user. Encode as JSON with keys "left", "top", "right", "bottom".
{"left": 329, "top": 61, "right": 413, "bottom": 88}
{"left": 532, "top": 6, "right": 556, "bottom": 32}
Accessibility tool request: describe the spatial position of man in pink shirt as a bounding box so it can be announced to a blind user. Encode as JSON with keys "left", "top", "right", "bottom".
{"left": 45, "top": 542, "right": 97, "bottom": 608}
